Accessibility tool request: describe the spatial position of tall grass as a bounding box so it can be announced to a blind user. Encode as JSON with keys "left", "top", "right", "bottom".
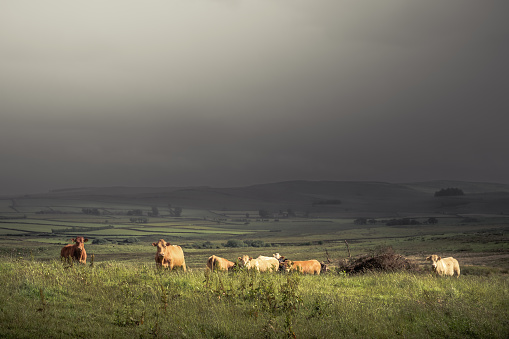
{"left": 0, "top": 257, "right": 507, "bottom": 338}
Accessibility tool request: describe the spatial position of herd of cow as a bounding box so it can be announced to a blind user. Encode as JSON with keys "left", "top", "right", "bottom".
{"left": 60, "top": 237, "right": 461, "bottom": 277}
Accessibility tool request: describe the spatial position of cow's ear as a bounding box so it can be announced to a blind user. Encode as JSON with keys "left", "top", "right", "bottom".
{"left": 84, "top": 238, "right": 89, "bottom": 243}
{"left": 152, "top": 242, "right": 157, "bottom": 246}
{"left": 166, "top": 242, "right": 171, "bottom": 246}
{"left": 438, "top": 256, "right": 441, "bottom": 260}
{"left": 71, "top": 238, "right": 76, "bottom": 243}
{"left": 426, "top": 256, "right": 430, "bottom": 261}
{"left": 249, "top": 257, "right": 253, "bottom": 260}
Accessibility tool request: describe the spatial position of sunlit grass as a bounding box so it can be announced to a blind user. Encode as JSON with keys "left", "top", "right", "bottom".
{"left": 0, "top": 257, "right": 507, "bottom": 338}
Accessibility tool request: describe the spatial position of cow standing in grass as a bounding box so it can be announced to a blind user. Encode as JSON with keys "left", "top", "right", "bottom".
{"left": 238, "top": 255, "right": 279, "bottom": 272}
{"left": 207, "top": 255, "right": 235, "bottom": 271}
{"left": 152, "top": 239, "right": 187, "bottom": 271}
{"left": 60, "top": 236, "right": 88, "bottom": 264}
{"left": 426, "top": 255, "right": 460, "bottom": 277}
{"left": 281, "top": 259, "right": 322, "bottom": 275}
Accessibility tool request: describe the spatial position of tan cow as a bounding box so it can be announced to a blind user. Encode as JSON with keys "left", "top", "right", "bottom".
{"left": 60, "top": 236, "right": 88, "bottom": 264}
{"left": 426, "top": 255, "right": 460, "bottom": 277}
{"left": 152, "top": 239, "right": 186, "bottom": 271}
{"left": 237, "top": 255, "right": 279, "bottom": 272}
{"left": 207, "top": 255, "right": 235, "bottom": 271}
{"left": 282, "top": 259, "right": 321, "bottom": 275}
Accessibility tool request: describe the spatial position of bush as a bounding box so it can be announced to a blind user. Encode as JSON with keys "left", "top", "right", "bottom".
{"left": 192, "top": 241, "right": 214, "bottom": 249}
{"left": 340, "top": 247, "right": 419, "bottom": 274}
{"left": 223, "top": 239, "right": 246, "bottom": 248}
{"left": 122, "top": 237, "right": 139, "bottom": 244}
{"left": 243, "top": 239, "right": 265, "bottom": 247}
{"left": 434, "top": 187, "right": 465, "bottom": 197}
{"left": 91, "top": 238, "right": 109, "bottom": 245}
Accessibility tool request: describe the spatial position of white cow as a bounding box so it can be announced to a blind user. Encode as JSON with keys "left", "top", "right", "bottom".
{"left": 238, "top": 255, "right": 279, "bottom": 272}
{"left": 426, "top": 255, "right": 460, "bottom": 277}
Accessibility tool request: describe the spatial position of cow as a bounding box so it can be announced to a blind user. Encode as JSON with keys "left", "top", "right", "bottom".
{"left": 60, "top": 236, "right": 88, "bottom": 264}
{"left": 207, "top": 255, "right": 235, "bottom": 271}
{"left": 273, "top": 253, "right": 289, "bottom": 271}
{"left": 152, "top": 239, "right": 186, "bottom": 271}
{"left": 273, "top": 253, "right": 286, "bottom": 263}
{"left": 237, "top": 255, "right": 279, "bottom": 272}
{"left": 281, "top": 259, "right": 322, "bottom": 275}
{"left": 426, "top": 255, "right": 460, "bottom": 277}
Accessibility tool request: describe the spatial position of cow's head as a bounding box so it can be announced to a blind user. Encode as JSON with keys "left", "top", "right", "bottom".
{"left": 281, "top": 260, "right": 293, "bottom": 272}
{"left": 426, "top": 255, "right": 441, "bottom": 271}
{"left": 273, "top": 253, "right": 286, "bottom": 263}
{"left": 152, "top": 239, "right": 171, "bottom": 259}
{"left": 70, "top": 236, "right": 88, "bottom": 255}
{"left": 237, "top": 255, "right": 252, "bottom": 267}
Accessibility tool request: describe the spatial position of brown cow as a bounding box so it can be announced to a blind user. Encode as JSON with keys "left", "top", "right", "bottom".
{"left": 238, "top": 255, "right": 279, "bottom": 272}
{"left": 152, "top": 239, "right": 186, "bottom": 271}
{"left": 60, "top": 236, "right": 88, "bottom": 264}
{"left": 282, "top": 259, "right": 321, "bottom": 275}
{"left": 426, "top": 255, "right": 460, "bottom": 277}
{"left": 206, "top": 255, "right": 235, "bottom": 271}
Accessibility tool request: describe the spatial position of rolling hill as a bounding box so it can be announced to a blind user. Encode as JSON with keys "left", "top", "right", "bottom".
{"left": 18, "top": 180, "right": 509, "bottom": 217}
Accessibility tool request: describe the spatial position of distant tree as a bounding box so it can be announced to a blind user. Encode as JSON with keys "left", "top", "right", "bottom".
{"left": 92, "top": 237, "right": 109, "bottom": 245}
{"left": 312, "top": 199, "right": 341, "bottom": 206}
{"left": 258, "top": 209, "right": 270, "bottom": 219}
{"left": 354, "top": 218, "right": 367, "bottom": 225}
{"left": 169, "top": 206, "right": 182, "bottom": 217}
{"left": 427, "top": 217, "right": 438, "bottom": 224}
{"left": 251, "top": 240, "right": 265, "bottom": 247}
{"left": 287, "top": 209, "right": 296, "bottom": 217}
{"left": 151, "top": 206, "right": 159, "bottom": 217}
{"left": 127, "top": 209, "right": 143, "bottom": 216}
{"left": 223, "top": 239, "right": 246, "bottom": 248}
{"left": 434, "top": 188, "right": 465, "bottom": 197}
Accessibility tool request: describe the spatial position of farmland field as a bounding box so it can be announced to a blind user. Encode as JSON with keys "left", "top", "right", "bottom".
{"left": 1, "top": 184, "right": 508, "bottom": 338}
{"left": 1, "top": 195, "right": 508, "bottom": 268}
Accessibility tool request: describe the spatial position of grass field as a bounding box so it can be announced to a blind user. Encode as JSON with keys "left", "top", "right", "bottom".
{"left": 0, "top": 193, "right": 508, "bottom": 338}
{"left": 0, "top": 258, "right": 507, "bottom": 338}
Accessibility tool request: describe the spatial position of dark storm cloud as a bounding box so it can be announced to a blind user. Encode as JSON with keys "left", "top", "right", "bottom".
{"left": 1, "top": 0, "right": 508, "bottom": 195}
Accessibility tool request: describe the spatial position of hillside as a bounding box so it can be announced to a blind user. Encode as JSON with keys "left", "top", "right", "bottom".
{"left": 18, "top": 180, "right": 509, "bottom": 217}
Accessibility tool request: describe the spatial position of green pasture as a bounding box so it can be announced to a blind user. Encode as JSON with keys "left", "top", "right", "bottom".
{"left": 1, "top": 197, "right": 508, "bottom": 272}
{"left": 83, "top": 228, "right": 150, "bottom": 236}
{"left": 0, "top": 223, "right": 64, "bottom": 233}
{"left": 0, "top": 258, "right": 507, "bottom": 339}
{"left": 0, "top": 228, "right": 26, "bottom": 235}
{"left": 132, "top": 226, "right": 256, "bottom": 235}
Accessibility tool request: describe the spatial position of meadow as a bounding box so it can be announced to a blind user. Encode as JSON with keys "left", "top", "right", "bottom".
{"left": 0, "top": 258, "right": 507, "bottom": 338}
{"left": 1, "top": 188, "right": 508, "bottom": 338}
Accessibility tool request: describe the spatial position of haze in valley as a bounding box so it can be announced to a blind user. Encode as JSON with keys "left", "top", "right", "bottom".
{"left": 1, "top": 0, "right": 508, "bottom": 195}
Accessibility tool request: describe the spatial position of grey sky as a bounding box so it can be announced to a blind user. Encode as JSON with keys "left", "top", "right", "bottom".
{"left": 1, "top": 0, "right": 508, "bottom": 195}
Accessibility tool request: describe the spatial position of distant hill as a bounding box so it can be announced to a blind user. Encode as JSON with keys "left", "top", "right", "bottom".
{"left": 21, "top": 180, "right": 509, "bottom": 217}
{"left": 402, "top": 180, "right": 509, "bottom": 195}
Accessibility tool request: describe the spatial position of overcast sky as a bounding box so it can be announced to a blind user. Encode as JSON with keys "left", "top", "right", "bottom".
{"left": 1, "top": 0, "right": 508, "bottom": 195}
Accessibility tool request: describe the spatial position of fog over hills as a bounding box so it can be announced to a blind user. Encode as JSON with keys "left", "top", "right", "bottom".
{"left": 17, "top": 180, "right": 509, "bottom": 217}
